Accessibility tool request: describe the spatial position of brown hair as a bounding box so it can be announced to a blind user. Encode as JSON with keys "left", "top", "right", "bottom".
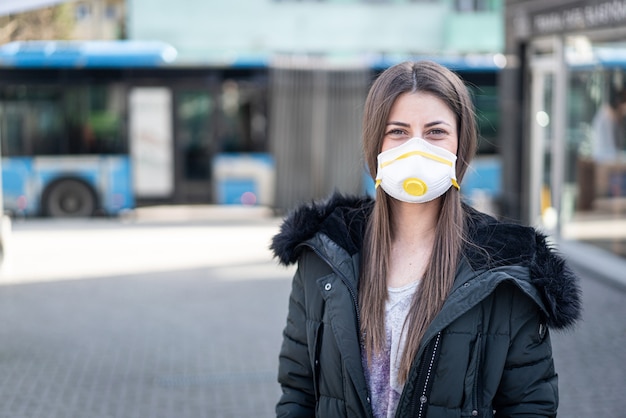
{"left": 359, "top": 61, "right": 477, "bottom": 383}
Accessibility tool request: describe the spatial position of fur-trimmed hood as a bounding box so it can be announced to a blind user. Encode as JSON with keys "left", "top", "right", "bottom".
{"left": 271, "top": 193, "right": 582, "bottom": 330}
{"left": 271, "top": 194, "right": 372, "bottom": 266}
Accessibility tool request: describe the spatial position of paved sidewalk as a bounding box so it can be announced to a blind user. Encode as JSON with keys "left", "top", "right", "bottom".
{"left": 558, "top": 238, "right": 626, "bottom": 291}
{"left": 122, "top": 204, "right": 276, "bottom": 224}
{"left": 552, "top": 237, "right": 626, "bottom": 417}
{"left": 0, "top": 216, "right": 293, "bottom": 418}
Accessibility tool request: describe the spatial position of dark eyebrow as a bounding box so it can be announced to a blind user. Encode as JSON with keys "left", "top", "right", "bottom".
{"left": 425, "top": 120, "right": 453, "bottom": 128}
{"left": 386, "top": 120, "right": 453, "bottom": 128}
{"left": 386, "top": 121, "right": 410, "bottom": 127}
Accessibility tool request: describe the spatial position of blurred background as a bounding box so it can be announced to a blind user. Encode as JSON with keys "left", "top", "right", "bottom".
{"left": 0, "top": 0, "right": 624, "bottom": 417}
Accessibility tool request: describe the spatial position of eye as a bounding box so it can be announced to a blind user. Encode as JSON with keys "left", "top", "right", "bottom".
{"left": 425, "top": 128, "right": 448, "bottom": 138}
{"left": 385, "top": 128, "right": 409, "bottom": 137}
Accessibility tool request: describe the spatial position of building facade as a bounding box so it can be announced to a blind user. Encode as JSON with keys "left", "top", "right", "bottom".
{"left": 502, "top": 0, "right": 626, "bottom": 257}
{"left": 70, "top": 0, "right": 125, "bottom": 40}
{"left": 0, "top": 0, "right": 125, "bottom": 43}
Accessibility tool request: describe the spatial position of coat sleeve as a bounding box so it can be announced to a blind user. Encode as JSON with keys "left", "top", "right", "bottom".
{"left": 276, "top": 253, "right": 316, "bottom": 418}
{"left": 493, "top": 288, "right": 558, "bottom": 418}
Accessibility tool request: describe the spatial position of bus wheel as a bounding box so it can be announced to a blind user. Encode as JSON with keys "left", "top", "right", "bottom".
{"left": 44, "top": 179, "right": 97, "bottom": 218}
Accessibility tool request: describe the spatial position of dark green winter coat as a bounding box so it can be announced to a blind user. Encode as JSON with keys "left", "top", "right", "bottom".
{"left": 271, "top": 194, "right": 581, "bottom": 418}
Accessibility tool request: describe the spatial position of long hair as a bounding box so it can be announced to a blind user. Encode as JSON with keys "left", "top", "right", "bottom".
{"left": 359, "top": 61, "right": 477, "bottom": 384}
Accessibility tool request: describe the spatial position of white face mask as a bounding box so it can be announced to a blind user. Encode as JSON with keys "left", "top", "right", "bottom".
{"left": 375, "top": 137, "right": 459, "bottom": 203}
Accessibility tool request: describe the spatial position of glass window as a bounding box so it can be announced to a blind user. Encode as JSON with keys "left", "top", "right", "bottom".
{"left": 75, "top": 2, "right": 91, "bottom": 20}
{"left": 105, "top": 5, "right": 118, "bottom": 19}
{"left": 0, "top": 83, "right": 126, "bottom": 156}
{"left": 64, "top": 84, "right": 127, "bottom": 154}
{"left": 1, "top": 86, "right": 64, "bottom": 156}
{"left": 455, "top": 0, "right": 495, "bottom": 12}
{"left": 177, "top": 90, "right": 214, "bottom": 180}
{"left": 216, "top": 78, "right": 268, "bottom": 153}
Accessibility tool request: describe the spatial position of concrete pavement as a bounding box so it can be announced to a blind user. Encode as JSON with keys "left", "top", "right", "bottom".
{"left": 552, "top": 237, "right": 626, "bottom": 417}
{"left": 558, "top": 238, "right": 626, "bottom": 291}
{"left": 550, "top": 264, "right": 626, "bottom": 418}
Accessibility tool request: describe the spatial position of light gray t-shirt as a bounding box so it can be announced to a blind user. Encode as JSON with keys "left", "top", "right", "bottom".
{"left": 362, "top": 281, "right": 419, "bottom": 418}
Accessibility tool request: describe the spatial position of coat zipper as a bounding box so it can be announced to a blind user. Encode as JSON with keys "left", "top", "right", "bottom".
{"left": 418, "top": 332, "right": 442, "bottom": 418}
{"left": 406, "top": 331, "right": 442, "bottom": 418}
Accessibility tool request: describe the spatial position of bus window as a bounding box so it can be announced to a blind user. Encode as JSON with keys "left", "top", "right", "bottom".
{"left": 64, "top": 84, "right": 126, "bottom": 155}
{"left": 217, "top": 78, "right": 268, "bottom": 153}
{"left": 1, "top": 86, "right": 65, "bottom": 156}
{"left": 0, "top": 83, "right": 126, "bottom": 156}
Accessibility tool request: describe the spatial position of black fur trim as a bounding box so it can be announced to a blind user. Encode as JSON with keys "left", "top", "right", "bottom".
{"left": 270, "top": 193, "right": 372, "bottom": 265}
{"left": 529, "top": 233, "right": 582, "bottom": 329}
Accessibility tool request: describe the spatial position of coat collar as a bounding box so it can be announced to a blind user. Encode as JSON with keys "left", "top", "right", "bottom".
{"left": 270, "top": 193, "right": 581, "bottom": 330}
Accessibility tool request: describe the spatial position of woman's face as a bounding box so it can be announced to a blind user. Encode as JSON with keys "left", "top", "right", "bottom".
{"left": 381, "top": 92, "right": 458, "bottom": 155}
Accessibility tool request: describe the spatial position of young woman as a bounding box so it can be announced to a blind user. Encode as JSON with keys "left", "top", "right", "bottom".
{"left": 271, "top": 61, "right": 581, "bottom": 418}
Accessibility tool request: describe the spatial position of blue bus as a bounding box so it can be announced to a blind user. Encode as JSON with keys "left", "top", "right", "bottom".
{"left": 0, "top": 40, "right": 178, "bottom": 217}
{"left": 0, "top": 40, "right": 272, "bottom": 216}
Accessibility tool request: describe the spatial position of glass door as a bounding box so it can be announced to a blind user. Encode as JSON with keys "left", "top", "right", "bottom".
{"left": 528, "top": 37, "right": 568, "bottom": 233}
